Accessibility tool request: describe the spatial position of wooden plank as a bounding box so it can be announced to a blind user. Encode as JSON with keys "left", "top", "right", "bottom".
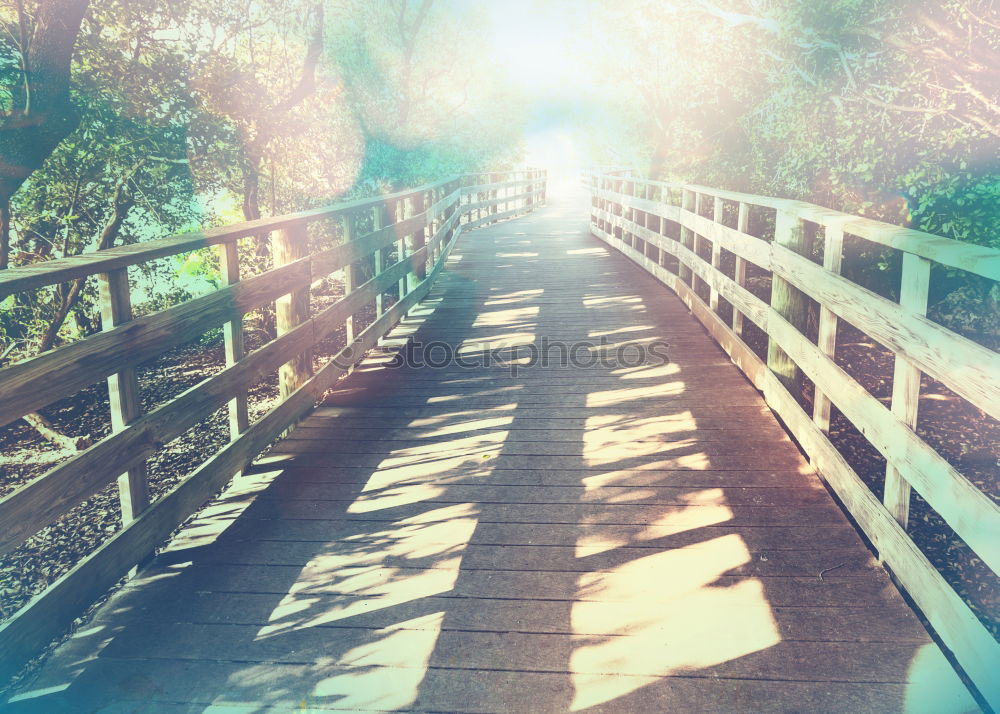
{"left": 411, "top": 191, "right": 427, "bottom": 282}
{"left": 733, "top": 202, "right": 749, "bottom": 336}
{"left": 766, "top": 309, "right": 1000, "bottom": 574}
{"left": 98, "top": 268, "right": 149, "bottom": 524}
{"left": 709, "top": 196, "right": 723, "bottom": 312}
{"left": 126, "top": 590, "right": 926, "bottom": 644}
{"left": 372, "top": 203, "right": 385, "bottom": 317}
{"left": 340, "top": 213, "right": 358, "bottom": 344}
{"left": 756, "top": 365, "right": 1000, "bottom": 711}
{"left": 0, "top": 176, "right": 464, "bottom": 298}
{"left": 459, "top": 178, "right": 536, "bottom": 194}
{"left": 809, "top": 211, "right": 1000, "bottom": 281}
{"left": 396, "top": 197, "right": 408, "bottom": 300}
{"left": 812, "top": 225, "right": 844, "bottom": 433}
{"left": 254, "top": 480, "right": 829, "bottom": 507}
{"left": 0, "top": 258, "right": 311, "bottom": 428}
{"left": 596, "top": 175, "right": 1000, "bottom": 280}
{"left": 218, "top": 241, "right": 249, "bottom": 446}
{"left": 688, "top": 183, "right": 999, "bottom": 281}
{"left": 593, "top": 193, "right": 995, "bottom": 708}
{"left": 273, "top": 225, "right": 313, "bottom": 399}
{"left": 766, "top": 210, "right": 808, "bottom": 396}
{"left": 884, "top": 252, "right": 931, "bottom": 529}
{"left": 0, "top": 374, "right": 317, "bottom": 685}
{"left": 771, "top": 243, "right": 1000, "bottom": 421}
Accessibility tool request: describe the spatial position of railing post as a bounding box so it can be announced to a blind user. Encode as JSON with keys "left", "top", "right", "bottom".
{"left": 733, "top": 202, "right": 749, "bottom": 336}
{"left": 766, "top": 209, "right": 809, "bottom": 397}
{"left": 710, "top": 196, "right": 723, "bottom": 312}
{"left": 490, "top": 173, "right": 498, "bottom": 223}
{"left": 98, "top": 268, "right": 149, "bottom": 525}
{"left": 679, "top": 189, "right": 696, "bottom": 285}
{"left": 655, "top": 184, "right": 665, "bottom": 268}
{"left": 219, "top": 241, "right": 250, "bottom": 459}
{"left": 446, "top": 178, "right": 458, "bottom": 246}
{"left": 884, "top": 252, "right": 931, "bottom": 529}
{"left": 642, "top": 183, "right": 651, "bottom": 261}
{"left": 273, "top": 224, "right": 312, "bottom": 399}
{"left": 625, "top": 179, "right": 634, "bottom": 247}
{"left": 432, "top": 185, "right": 441, "bottom": 262}
{"left": 616, "top": 178, "right": 625, "bottom": 243}
{"left": 341, "top": 213, "right": 359, "bottom": 344}
{"left": 812, "top": 225, "right": 845, "bottom": 432}
{"left": 372, "top": 202, "right": 385, "bottom": 318}
{"left": 476, "top": 176, "right": 484, "bottom": 223}
{"left": 396, "top": 197, "right": 408, "bottom": 299}
{"left": 412, "top": 190, "right": 427, "bottom": 284}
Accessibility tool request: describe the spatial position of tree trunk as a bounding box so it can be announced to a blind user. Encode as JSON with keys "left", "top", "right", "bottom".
{"left": 0, "top": 0, "right": 90, "bottom": 268}
{"left": 36, "top": 188, "right": 133, "bottom": 352}
{"left": 22, "top": 411, "right": 91, "bottom": 451}
{"left": 0, "top": 195, "right": 10, "bottom": 270}
{"left": 38, "top": 278, "right": 84, "bottom": 352}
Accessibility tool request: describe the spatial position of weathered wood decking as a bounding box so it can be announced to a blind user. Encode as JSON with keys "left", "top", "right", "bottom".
{"left": 4, "top": 187, "right": 979, "bottom": 713}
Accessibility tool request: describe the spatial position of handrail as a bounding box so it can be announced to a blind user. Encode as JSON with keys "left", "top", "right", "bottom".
{"left": 0, "top": 168, "right": 547, "bottom": 683}
{"left": 583, "top": 172, "right": 999, "bottom": 281}
{"left": 585, "top": 171, "right": 999, "bottom": 710}
{"left": 0, "top": 171, "right": 545, "bottom": 297}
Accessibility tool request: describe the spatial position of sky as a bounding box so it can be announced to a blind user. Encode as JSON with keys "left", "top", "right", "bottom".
{"left": 484, "top": 0, "right": 598, "bottom": 173}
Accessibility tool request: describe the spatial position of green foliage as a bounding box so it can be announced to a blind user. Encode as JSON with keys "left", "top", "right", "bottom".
{"left": 0, "top": 0, "right": 524, "bottom": 365}
{"left": 585, "top": 0, "right": 999, "bottom": 344}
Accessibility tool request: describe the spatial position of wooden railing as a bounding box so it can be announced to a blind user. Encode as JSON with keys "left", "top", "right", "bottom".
{"left": 585, "top": 171, "right": 1000, "bottom": 709}
{"left": 0, "top": 169, "right": 546, "bottom": 681}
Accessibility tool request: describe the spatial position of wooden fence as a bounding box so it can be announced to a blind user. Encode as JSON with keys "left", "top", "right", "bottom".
{"left": 0, "top": 169, "right": 546, "bottom": 682}
{"left": 585, "top": 171, "right": 1000, "bottom": 710}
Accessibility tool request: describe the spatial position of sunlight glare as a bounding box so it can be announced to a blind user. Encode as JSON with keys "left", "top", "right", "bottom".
{"left": 570, "top": 535, "right": 780, "bottom": 710}
{"left": 310, "top": 613, "right": 445, "bottom": 710}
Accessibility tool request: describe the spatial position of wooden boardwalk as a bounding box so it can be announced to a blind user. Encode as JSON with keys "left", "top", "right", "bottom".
{"left": 4, "top": 187, "right": 979, "bottom": 713}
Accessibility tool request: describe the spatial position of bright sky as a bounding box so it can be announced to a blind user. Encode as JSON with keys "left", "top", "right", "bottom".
{"left": 486, "top": 0, "right": 583, "bottom": 93}
{"left": 486, "top": 0, "right": 592, "bottom": 173}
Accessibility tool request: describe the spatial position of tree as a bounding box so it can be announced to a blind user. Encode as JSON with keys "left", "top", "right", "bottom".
{"left": 329, "top": 0, "right": 525, "bottom": 187}
{"left": 0, "top": 0, "right": 90, "bottom": 269}
{"left": 186, "top": 0, "right": 329, "bottom": 235}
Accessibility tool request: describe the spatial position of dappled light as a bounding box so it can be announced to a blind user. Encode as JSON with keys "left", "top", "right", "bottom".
{"left": 570, "top": 536, "right": 780, "bottom": 709}
{"left": 2, "top": 2, "right": 991, "bottom": 698}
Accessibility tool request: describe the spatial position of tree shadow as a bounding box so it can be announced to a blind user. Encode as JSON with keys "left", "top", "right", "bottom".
{"left": 2, "top": 187, "right": 976, "bottom": 713}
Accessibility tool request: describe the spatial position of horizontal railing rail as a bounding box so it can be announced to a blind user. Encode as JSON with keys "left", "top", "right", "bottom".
{"left": 0, "top": 168, "right": 546, "bottom": 682}
{"left": 585, "top": 170, "right": 999, "bottom": 711}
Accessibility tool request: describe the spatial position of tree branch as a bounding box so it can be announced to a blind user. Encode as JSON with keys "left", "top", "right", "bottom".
{"left": 0, "top": 0, "right": 90, "bottom": 269}
{"left": 272, "top": 3, "right": 325, "bottom": 113}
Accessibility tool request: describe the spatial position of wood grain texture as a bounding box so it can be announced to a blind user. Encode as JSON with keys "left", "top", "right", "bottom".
{"left": 5, "top": 184, "right": 978, "bottom": 714}
{"left": 0, "top": 258, "right": 312, "bottom": 427}
{"left": 0, "top": 174, "right": 544, "bottom": 686}
{"left": 591, "top": 176, "right": 995, "bottom": 712}
{"left": 98, "top": 268, "right": 149, "bottom": 524}
{"left": 0, "top": 173, "right": 540, "bottom": 297}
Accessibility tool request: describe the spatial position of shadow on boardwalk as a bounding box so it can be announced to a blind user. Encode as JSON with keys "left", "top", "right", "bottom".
{"left": 3, "top": 186, "right": 978, "bottom": 713}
